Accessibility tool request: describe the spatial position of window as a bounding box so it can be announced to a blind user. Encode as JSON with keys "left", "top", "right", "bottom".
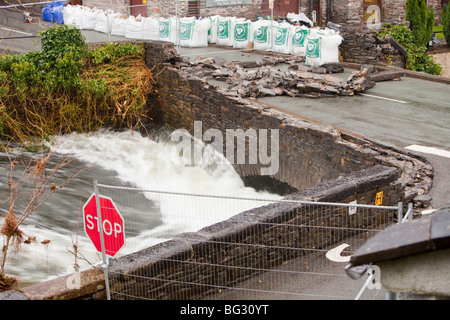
{"left": 187, "top": 0, "right": 200, "bottom": 17}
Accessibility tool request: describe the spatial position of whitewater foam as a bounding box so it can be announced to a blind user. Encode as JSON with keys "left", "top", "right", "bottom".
{"left": 1, "top": 129, "right": 281, "bottom": 284}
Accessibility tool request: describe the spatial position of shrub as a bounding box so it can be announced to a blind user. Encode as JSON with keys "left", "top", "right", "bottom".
{"left": 406, "top": 0, "right": 435, "bottom": 47}
{"left": 378, "top": 23, "right": 442, "bottom": 75}
{"left": 0, "top": 25, "right": 155, "bottom": 143}
{"left": 443, "top": 3, "right": 450, "bottom": 45}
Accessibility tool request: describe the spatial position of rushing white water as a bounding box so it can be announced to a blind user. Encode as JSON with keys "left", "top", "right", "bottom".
{"left": 1, "top": 129, "right": 281, "bottom": 285}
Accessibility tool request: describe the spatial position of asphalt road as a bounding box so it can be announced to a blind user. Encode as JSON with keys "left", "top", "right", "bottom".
{"left": 257, "top": 72, "right": 450, "bottom": 210}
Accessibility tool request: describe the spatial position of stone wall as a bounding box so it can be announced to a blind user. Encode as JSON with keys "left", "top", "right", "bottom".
{"left": 314, "top": 0, "right": 442, "bottom": 27}
{"left": 200, "top": 0, "right": 263, "bottom": 20}
{"left": 106, "top": 165, "right": 403, "bottom": 300}
{"left": 339, "top": 25, "right": 406, "bottom": 67}
{"left": 82, "top": 0, "right": 128, "bottom": 14}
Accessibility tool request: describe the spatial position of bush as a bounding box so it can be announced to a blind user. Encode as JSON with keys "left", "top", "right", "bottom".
{"left": 378, "top": 23, "right": 442, "bottom": 75}
{"left": 0, "top": 25, "right": 155, "bottom": 143}
{"left": 406, "top": 0, "right": 435, "bottom": 47}
{"left": 443, "top": 3, "right": 450, "bottom": 45}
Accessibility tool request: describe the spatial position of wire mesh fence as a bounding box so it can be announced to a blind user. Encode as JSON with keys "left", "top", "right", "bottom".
{"left": 91, "top": 181, "right": 401, "bottom": 300}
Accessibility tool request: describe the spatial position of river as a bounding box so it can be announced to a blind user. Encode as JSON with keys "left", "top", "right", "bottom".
{"left": 0, "top": 128, "right": 281, "bottom": 286}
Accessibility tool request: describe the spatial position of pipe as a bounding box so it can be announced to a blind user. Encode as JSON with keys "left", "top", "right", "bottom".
{"left": 308, "top": 0, "right": 313, "bottom": 21}
{"left": 327, "top": 0, "right": 332, "bottom": 23}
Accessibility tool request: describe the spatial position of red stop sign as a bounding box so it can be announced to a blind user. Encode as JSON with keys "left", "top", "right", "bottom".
{"left": 83, "top": 194, "right": 125, "bottom": 258}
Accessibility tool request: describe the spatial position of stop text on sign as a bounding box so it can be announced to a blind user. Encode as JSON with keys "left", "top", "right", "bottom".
{"left": 83, "top": 193, "right": 125, "bottom": 258}
{"left": 85, "top": 214, "right": 123, "bottom": 238}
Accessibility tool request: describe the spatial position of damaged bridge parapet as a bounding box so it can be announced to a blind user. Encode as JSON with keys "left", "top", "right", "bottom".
{"left": 144, "top": 40, "right": 433, "bottom": 207}
{"left": 175, "top": 54, "right": 375, "bottom": 99}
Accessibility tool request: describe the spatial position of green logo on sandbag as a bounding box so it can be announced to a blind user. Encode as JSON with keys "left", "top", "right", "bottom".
{"left": 254, "top": 26, "right": 268, "bottom": 43}
{"left": 159, "top": 20, "right": 170, "bottom": 39}
{"left": 180, "top": 21, "right": 194, "bottom": 41}
{"left": 218, "top": 20, "right": 230, "bottom": 39}
{"left": 292, "top": 29, "right": 309, "bottom": 48}
{"left": 274, "top": 27, "right": 288, "bottom": 46}
{"left": 234, "top": 22, "right": 249, "bottom": 42}
{"left": 306, "top": 38, "right": 321, "bottom": 58}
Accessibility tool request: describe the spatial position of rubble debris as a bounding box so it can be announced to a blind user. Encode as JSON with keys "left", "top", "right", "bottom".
{"left": 369, "top": 70, "right": 405, "bottom": 82}
{"left": 180, "top": 55, "right": 375, "bottom": 99}
{"left": 385, "top": 35, "right": 409, "bottom": 57}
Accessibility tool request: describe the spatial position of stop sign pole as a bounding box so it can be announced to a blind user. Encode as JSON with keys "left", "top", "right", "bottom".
{"left": 83, "top": 181, "right": 126, "bottom": 300}
{"left": 92, "top": 180, "right": 111, "bottom": 300}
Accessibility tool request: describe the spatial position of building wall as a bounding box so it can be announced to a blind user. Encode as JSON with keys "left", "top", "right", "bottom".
{"left": 200, "top": 0, "right": 264, "bottom": 20}
{"left": 79, "top": 0, "right": 444, "bottom": 25}
{"left": 328, "top": 0, "right": 443, "bottom": 26}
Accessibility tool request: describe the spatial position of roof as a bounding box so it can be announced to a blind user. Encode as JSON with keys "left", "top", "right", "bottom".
{"left": 350, "top": 203, "right": 450, "bottom": 266}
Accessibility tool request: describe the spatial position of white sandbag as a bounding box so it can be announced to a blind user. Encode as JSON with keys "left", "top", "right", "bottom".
{"left": 290, "top": 26, "right": 309, "bottom": 56}
{"left": 95, "top": 10, "right": 121, "bottom": 33}
{"left": 305, "top": 29, "right": 343, "bottom": 66}
{"left": 216, "top": 17, "right": 233, "bottom": 46}
{"left": 72, "top": 5, "right": 83, "bottom": 27}
{"left": 159, "top": 18, "right": 177, "bottom": 43}
{"left": 272, "top": 22, "right": 295, "bottom": 54}
{"left": 320, "top": 34, "right": 343, "bottom": 64}
{"left": 179, "top": 17, "right": 196, "bottom": 47}
{"left": 191, "top": 18, "right": 211, "bottom": 47}
{"left": 305, "top": 36, "right": 322, "bottom": 67}
{"left": 111, "top": 16, "right": 128, "bottom": 37}
{"left": 63, "top": 5, "right": 83, "bottom": 27}
{"left": 62, "top": 5, "right": 76, "bottom": 25}
{"left": 94, "top": 12, "right": 108, "bottom": 33}
{"left": 178, "top": 17, "right": 210, "bottom": 47}
{"left": 232, "top": 19, "right": 252, "bottom": 49}
{"left": 142, "top": 16, "right": 160, "bottom": 40}
{"left": 207, "top": 15, "right": 219, "bottom": 43}
{"left": 309, "top": 27, "right": 328, "bottom": 38}
{"left": 252, "top": 19, "right": 272, "bottom": 52}
{"left": 125, "top": 15, "right": 144, "bottom": 39}
{"left": 287, "top": 12, "right": 313, "bottom": 27}
{"left": 80, "top": 7, "right": 101, "bottom": 30}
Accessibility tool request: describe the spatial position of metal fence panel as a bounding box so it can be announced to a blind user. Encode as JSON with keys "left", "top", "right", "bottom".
{"left": 93, "top": 182, "right": 399, "bottom": 300}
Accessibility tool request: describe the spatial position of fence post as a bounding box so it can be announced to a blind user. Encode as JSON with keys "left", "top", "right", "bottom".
{"left": 106, "top": 6, "right": 111, "bottom": 43}
{"left": 94, "top": 180, "right": 112, "bottom": 300}
{"left": 408, "top": 202, "right": 413, "bottom": 222}
{"left": 397, "top": 202, "right": 403, "bottom": 224}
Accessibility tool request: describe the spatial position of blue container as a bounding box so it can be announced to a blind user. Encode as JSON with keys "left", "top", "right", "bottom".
{"left": 42, "top": 1, "right": 65, "bottom": 24}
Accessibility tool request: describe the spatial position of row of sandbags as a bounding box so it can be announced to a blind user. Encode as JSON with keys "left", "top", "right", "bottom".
{"left": 62, "top": 5, "right": 343, "bottom": 66}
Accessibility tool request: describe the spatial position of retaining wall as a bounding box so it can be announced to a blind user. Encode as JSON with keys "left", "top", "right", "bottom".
{"left": 9, "top": 40, "right": 433, "bottom": 300}
{"left": 106, "top": 165, "right": 402, "bottom": 300}
{"left": 339, "top": 25, "right": 406, "bottom": 68}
